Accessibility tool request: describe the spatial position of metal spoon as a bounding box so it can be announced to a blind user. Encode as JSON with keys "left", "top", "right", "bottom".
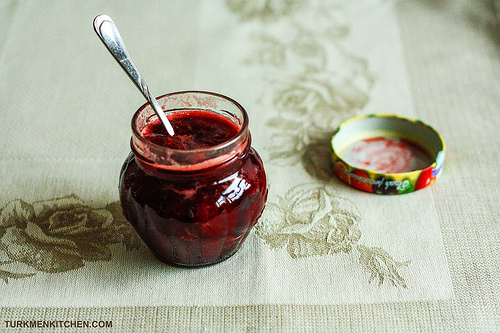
{"left": 93, "top": 14, "right": 175, "bottom": 136}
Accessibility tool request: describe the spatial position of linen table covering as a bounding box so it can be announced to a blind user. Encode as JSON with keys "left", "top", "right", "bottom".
{"left": 0, "top": 0, "right": 499, "bottom": 332}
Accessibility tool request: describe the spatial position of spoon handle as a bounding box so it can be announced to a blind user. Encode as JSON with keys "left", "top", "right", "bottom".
{"left": 93, "top": 14, "right": 174, "bottom": 136}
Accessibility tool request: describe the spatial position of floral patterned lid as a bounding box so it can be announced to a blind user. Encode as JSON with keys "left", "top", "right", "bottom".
{"left": 331, "top": 114, "right": 445, "bottom": 194}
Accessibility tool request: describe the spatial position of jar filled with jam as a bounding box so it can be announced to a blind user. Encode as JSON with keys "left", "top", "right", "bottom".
{"left": 119, "top": 91, "right": 268, "bottom": 266}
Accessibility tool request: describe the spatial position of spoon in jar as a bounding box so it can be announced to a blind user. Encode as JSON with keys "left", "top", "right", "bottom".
{"left": 93, "top": 14, "right": 175, "bottom": 136}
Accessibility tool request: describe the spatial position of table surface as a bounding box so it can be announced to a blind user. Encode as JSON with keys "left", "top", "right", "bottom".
{"left": 0, "top": 0, "right": 499, "bottom": 332}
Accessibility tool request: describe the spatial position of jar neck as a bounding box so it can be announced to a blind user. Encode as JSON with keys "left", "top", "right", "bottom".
{"left": 132, "top": 133, "right": 251, "bottom": 179}
{"left": 130, "top": 91, "right": 251, "bottom": 178}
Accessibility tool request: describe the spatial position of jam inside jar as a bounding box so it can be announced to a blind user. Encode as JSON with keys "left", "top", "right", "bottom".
{"left": 119, "top": 91, "right": 268, "bottom": 267}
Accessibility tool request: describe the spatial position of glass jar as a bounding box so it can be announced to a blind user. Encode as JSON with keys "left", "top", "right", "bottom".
{"left": 119, "top": 91, "right": 268, "bottom": 266}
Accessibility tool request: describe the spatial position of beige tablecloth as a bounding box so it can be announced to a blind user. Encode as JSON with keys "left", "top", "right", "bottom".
{"left": 0, "top": 0, "right": 499, "bottom": 331}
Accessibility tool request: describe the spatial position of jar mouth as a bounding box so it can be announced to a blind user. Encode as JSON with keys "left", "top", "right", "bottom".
{"left": 131, "top": 91, "right": 250, "bottom": 171}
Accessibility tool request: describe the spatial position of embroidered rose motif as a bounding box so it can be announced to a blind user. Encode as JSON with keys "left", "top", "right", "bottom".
{"left": 256, "top": 184, "right": 410, "bottom": 287}
{"left": 245, "top": 30, "right": 327, "bottom": 69}
{"left": 0, "top": 195, "right": 141, "bottom": 280}
{"left": 274, "top": 69, "right": 371, "bottom": 125}
{"left": 256, "top": 184, "right": 361, "bottom": 258}
{"left": 227, "top": 0, "right": 304, "bottom": 20}
{"left": 266, "top": 121, "right": 329, "bottom": 163}
{"left": 266, "top": 58, "right": 373, "bottom": 170}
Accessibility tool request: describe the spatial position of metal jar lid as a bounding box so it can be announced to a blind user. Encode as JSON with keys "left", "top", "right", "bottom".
{"left": 331, "top": 114, "right": 445, "bottom": 194}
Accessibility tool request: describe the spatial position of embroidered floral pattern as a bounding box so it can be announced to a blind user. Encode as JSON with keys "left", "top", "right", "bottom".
{"left": 233, "top": 0, "right": 374, "bottom": 178}
{"left": 256, "top": 184, "right": 410, "bottom": 287}
{"left": 357, "top": 245, "right": 411, "bottom": 288}
{"left": 227, "top": 0, "right": 304, "bottom": 21}
{"left": 255, "top": 184, "right": 361, "bottom": 258}
{"left": 0, "top": 195, "right": 141, "bottom": 282}
{"left": 228, "top": 1, "right": 410, "bottom": 288}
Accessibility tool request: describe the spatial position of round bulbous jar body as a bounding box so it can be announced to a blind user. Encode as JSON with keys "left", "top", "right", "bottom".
{"left": 119, "top": 91, "right": 267, "bottom": 267}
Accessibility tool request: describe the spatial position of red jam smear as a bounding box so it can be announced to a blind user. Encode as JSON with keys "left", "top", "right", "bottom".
{"left": 342, "top": 137, "right": 433, "bottom": 173}
{"left": 120, "top": 110, "right": 267, "bottom": 266}
{"left": 142, "top": 111, "right": 240, "bottom": 149}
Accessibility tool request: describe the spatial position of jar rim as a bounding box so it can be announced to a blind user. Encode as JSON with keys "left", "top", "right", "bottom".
{"left": 131, "top": 91, "right": 250, "bottom": 171}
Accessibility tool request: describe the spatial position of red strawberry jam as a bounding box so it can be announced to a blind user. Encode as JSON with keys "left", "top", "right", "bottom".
{"left": 119, "top": 91, "right": 267, "bottom": 267}
{"left": 141, "top": 111, "right": 239, "bottom": 150}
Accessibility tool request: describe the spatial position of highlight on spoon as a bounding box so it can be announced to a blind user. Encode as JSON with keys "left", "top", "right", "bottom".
{"left": 93, "top": 14, "right": 175, "bottom": 136}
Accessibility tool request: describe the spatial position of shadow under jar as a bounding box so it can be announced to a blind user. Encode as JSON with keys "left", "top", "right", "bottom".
{"left": 119, "top": 91, "right": 268, "bottom": 267}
